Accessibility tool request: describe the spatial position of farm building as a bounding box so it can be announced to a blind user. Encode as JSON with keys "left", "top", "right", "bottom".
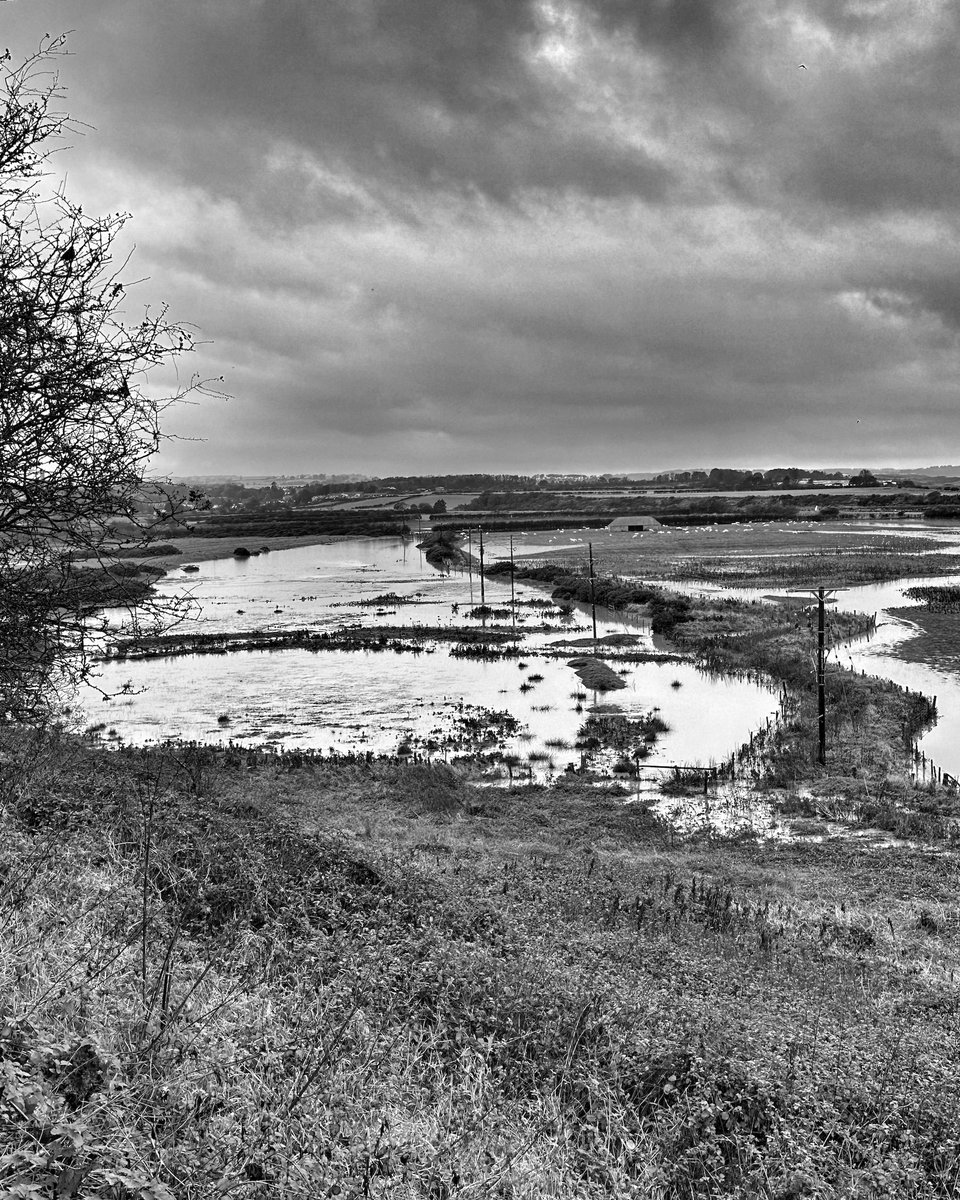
{"left": 606, "top": 515, "right": 662, "bottom": 532}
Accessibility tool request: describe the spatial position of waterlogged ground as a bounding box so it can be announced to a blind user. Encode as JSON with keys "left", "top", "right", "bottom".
{"left": 87, "top": 648, "right": 775, "bottom": 772}
{"left": 80, "top": 537, "right": 780, "bottom": 779}
{"left": 511, "top": 517, "right": 960, "bottom": 778}
{"left": 513, "top": 516, "right": 960, "bottom": 567}
{"left": 83, "top": 518, "right": 960, "bottom": 784}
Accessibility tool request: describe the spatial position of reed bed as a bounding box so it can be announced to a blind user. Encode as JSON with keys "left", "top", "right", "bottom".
{"left": 904, "top": 585, "right": 960, "bottom": 611}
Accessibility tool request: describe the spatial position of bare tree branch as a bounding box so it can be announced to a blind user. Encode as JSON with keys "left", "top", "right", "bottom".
{"left": 0, "top": 37, "right": 220, "bottom": 724}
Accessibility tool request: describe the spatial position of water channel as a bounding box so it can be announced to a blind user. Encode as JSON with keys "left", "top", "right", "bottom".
{"left": 653, "top": 571, "right": 960, "bottom": 777}
{"left": 588, "top": 518, "right": 960, "bottom": 778}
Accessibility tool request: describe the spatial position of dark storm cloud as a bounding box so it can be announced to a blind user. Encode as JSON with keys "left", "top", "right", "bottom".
{"left": 851, "top": 271, "right": 960, "bottom": 338}
{"left": 70, "top": 0, "right": 672, "bottom": 213}
{"left": 766, "top": 4, "right": 960, "bottom": 217}
{"left": 5, "top": 0, "right": 960, "bottom": 475}
{"left": 804, "top": 0, "right": 954, "bottom": 39}
{"left": 906, "top": 276, "right": 960, "bottom": 335}
{"left": 585, "top": 0, "right": 738, "bottom": 58}
{"left": 782, "top": 69, "right": 960, "bottom": 215}
{"left": 10, "top": 0, "right": 959, "bottom": 221}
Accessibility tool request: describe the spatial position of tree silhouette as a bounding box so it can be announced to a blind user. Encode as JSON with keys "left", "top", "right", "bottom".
{"left": 0, "top": 38, "right": 216, "bottom": 722}
{"left": 849, "top": 469, "right": 880, "bottom": 488}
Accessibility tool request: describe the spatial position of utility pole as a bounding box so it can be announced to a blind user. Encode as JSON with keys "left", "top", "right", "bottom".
{"left": 588, "top": 541, "right": 597, "bottom": 640}
{"left": 467, "top": 529, "right": 474, "bottom": 605}
{"left": 788, "top": 585, "right": 834, "bottom": 765}
{"left": 509, "top": 534, "right": 516, "bottom": 636}
{"left": 478, "top": 526, "right": 485, "bottom": 605}
{"left": 817, "top": 586, "right": 826, "bottom": 766}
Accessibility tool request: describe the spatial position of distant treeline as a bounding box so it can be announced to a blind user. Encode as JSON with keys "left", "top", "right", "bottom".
{"left": 652, "top": 466, "right": 848, "bottom": 488}
{"left": 288, "top": 473, "right": 635, "bottom": 499}
{"left": 194, "top": 467, "right": 917, "bottom": 509}
{"left": 179, "top": 478, "right": 960, "bottom": 535}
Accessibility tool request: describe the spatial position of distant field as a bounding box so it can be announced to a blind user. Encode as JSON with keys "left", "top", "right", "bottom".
{"left": 317, "top": 491, "right": 480, "bottom": 511}
{"left": 510, "top": 520, "right": 944, "bottom": 559}
{"left": 507, "top": 521, "right": 960, "bottom": 587}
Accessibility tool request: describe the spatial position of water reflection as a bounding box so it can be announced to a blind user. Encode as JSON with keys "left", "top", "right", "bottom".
{"left": 83, "top": 537, "right": 779, "bottom": 777}
{"left": 651, "top": 563, "right": 960, "bottom": 776}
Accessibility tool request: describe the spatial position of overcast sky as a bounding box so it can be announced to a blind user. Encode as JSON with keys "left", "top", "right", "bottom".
{"left": 4, "top": 0, "right": 960, "bottom": 477}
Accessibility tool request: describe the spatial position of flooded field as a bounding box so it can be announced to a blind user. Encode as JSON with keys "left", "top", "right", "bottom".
{"left": 507, "top": 516, "right": 960, "bottom": 778}
{"left": 81, "top": 536, "right": 779, "bottom": 778}
{"left": 79, "top": 519, "right": 960, "bottom": 781}
{"left": 640, "top": 563, "right": 960, "bottom": 776}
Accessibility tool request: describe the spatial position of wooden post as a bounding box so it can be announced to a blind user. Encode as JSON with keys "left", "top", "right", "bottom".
{"left": 509, "top": 534, "right": 516, "bottom": 637}
{"left": 479, "top": 526, "right": 485, "bottom": 606}
{"left": 817, "top": 586, "right": 826, "bottom": 766}
{"left": 588, "top": 541, "right": 597, "bottom": 640}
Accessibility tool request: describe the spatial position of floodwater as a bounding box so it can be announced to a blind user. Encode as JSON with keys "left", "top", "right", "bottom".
{"left": 636, "top": 519, "right": 960, "bottom": 777}
{"left": 80, "top": 537, "right": 779, "bottom": 776}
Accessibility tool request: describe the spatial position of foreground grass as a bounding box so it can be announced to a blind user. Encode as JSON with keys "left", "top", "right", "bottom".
{"left": 3, "top": 737, "right": 960, "bottom": 1198}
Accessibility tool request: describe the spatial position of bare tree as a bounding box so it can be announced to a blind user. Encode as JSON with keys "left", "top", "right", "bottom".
{"left": 0, "top": 37, "right": 215, "bottom": 723}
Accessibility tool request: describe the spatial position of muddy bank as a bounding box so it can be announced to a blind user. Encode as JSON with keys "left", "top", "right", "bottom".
{"left": 668, "top": 550, "right": 960, "bottom": 590}
{"left": 566, "top": 657, "right": 627, "bottom": 690}
{"left": 416, "top": 528, "right": 474, "bottom": 572}
{"left": 95, "top": 533, "right": 359, "bottom": 572}
{"left": 547, "top": 633, "right": 643, "bottom": 649}
{"left": 882, "top": 606, "right": 960, "bottom": 668}
{"left": 903, "top": 585, "right": 960, "bottom": 612}
{"left": 65, "top": 563, "right": 164, "bottom": 610}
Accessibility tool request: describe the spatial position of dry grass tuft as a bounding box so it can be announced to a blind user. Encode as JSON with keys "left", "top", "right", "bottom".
{"left": 3, "top": 737, "right": 960, "bottom": 1197}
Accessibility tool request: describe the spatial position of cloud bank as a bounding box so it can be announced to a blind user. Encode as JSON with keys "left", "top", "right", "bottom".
{"left": 4, "top": 0, "right": 960, "bottom": 473}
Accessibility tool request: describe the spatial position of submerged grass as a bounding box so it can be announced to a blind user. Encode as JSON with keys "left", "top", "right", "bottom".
{"left": 4, "top": 734, "right": 960, "bottom": 1197}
